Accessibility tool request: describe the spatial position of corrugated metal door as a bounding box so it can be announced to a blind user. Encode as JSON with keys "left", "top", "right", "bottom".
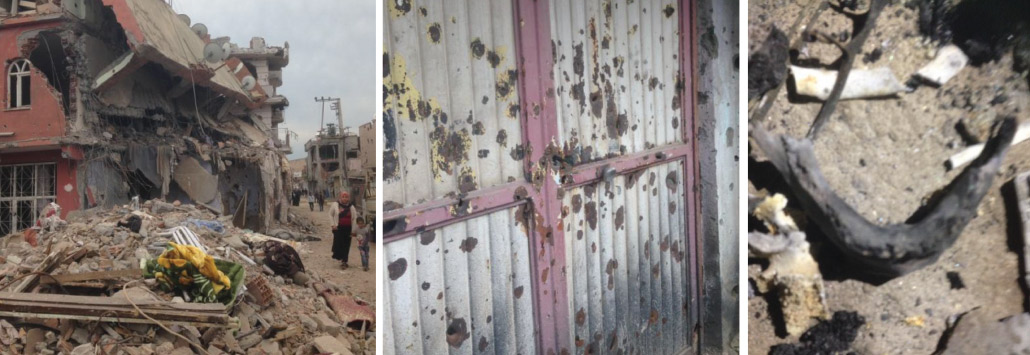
{"left": 382, "top": 1, "right": 697, "bottom": 354}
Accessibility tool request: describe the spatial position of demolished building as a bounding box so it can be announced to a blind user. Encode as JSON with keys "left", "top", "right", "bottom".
{"left": 0, "top": 0, "right": 292, "bottom": 233}
{"left": 304, "top": 124, "right": 371, "bottom": 213}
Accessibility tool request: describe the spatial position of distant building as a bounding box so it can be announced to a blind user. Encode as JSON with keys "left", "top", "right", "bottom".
{"left": 304, "top": 121, "right": 373, "bottom": 213}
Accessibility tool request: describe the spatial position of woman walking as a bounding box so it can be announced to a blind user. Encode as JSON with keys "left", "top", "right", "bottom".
{"left": 329, "top": 192, "right": 360, "bottom": 269}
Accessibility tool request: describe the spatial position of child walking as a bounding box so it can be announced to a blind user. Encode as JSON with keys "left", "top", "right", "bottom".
{"left": 354, "top": 217, "right": 370, "bottom": 271}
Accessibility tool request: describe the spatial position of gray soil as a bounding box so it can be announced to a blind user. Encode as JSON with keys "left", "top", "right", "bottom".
{"left": 748, "top": 0, "right": 1030, "bottom": 353}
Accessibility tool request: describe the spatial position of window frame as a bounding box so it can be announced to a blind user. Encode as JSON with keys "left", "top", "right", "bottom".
{"left": 8, "top": 59, "right": 31, "bottom": 109}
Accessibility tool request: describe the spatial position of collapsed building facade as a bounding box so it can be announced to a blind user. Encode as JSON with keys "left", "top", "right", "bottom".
{"left": 0, "top": 0, "right": 292, "bottom": 233}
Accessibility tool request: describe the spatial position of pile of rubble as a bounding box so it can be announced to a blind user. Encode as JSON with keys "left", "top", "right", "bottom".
{"left": 0, "top": 199, "right": 374, "bottom": 354}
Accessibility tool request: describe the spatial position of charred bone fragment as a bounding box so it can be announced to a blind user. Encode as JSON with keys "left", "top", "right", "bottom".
{"left": 750, "top": 118, "right": 1016, "bottom": 277}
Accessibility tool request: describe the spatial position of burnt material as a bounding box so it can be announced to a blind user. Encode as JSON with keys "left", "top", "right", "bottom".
{"left": 919, "top": 0, "right": 1030, "bottom": 65}
{"left": 748, "top": 26, "right": 789, "bottom": 101}
{"left": 751, "top": 118, "right": 1016, "bottom": 277}
{"left": 769, "top": 311, "right": 865, "bottom": 355}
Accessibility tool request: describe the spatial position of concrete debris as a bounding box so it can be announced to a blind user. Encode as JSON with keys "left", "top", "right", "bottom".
{"left": 915, "top": 44, "right": 968, "bottom": 86}
{"left": 0, "top": 198, "right": 374, "bottom": 354}
{"left": 749, "top": 194, "right": 829, "bottom": 336}
{"left": 791, "top": 66, "right": 908, "bottom": 100}
{"left": 938, "top": 310, "right": 1030, "bottom": 355}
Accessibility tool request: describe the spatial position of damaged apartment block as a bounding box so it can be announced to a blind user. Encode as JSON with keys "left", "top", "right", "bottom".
{"left": 0, "top": 0, "right": 293, "bottom": 233}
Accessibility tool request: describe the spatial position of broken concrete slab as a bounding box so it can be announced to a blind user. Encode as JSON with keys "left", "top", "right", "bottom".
{"left": 312, "top": 313, "right": 342, "bottom": 336}
{"left": 312, "top": 335, "right": 352, "bottom": 355}
{"left": 173, "top": 156, "right": 219, "bottom": 204}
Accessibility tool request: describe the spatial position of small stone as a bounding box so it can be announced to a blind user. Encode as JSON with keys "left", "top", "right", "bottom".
{"left": 169, "top": 348, "right": 193, "bottom": 355}
{"left": 70, "top": 328, "right": 90, "bottom": 344}
{"left": 224, "top": 234, "right": 247, "bottom": 250}
{"left": 298, "top": 314, "right": 318, "bottom": 332}
{"left": 313, "top": 313, "right": 342, "bottom": 336}
{"left": 238, "top": 333, "right": 262, "bottom": 350}
{"left": 93, "top": 223, "right": 117, "bottom": 236}
{"left": 258, "top": 340, "right": 282, "bottom": 355}
{"left": 5, "top": 255, "right": 21, "bottom": 265}
{"left": 102, "top": 132, "right": 114, "bottom": 139}
{"left": 70, "top": 344, "right": 95, "bottom": 355}
{"left": 292, "top": 271, "right": 311, "bottom": 286}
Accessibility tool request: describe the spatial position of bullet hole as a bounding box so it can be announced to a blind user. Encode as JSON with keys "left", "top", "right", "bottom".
{"left": 420, "top": 230, "right": 436, "bottom": 245}
{"left": 585, "top": 201, "right": 598, "bottom": 230}
{"left": 459, "top": 237, "right": 478, "bottom": 252}
{"left": 470, "top": 38, "right": 485, "bottom": 58}
{"left": 427, "top": 23, "right": 442, "bottom": 43}
{"left": 446, "top": 318, "right": 470, "bottom": 348}
{"left": 388, "top": 258, "right": 407, "bottom": 280}
{"left": 496, "top": 129, "right": 508, "bottom": 146}
{"left": 478, "top": 149, "right": 489, "bottom": 158}
{"left": 421, "top": 282, "right": 431, "bottom": 290}
{"left": 514, "top": 286, "right": 524, "bottom": 299}
{"left": 472, "top": 121, "right": 485, "bottom": 135}
{"left": 664, "top": 4, "right": 675, "bottom": 17}
{"left": 576, "top": 308, "right": 586, "bottom": 325}
{"left": 487, "top": 50, "right": 501, "bottom": 67}
{"left": 614, "top": 206, "right": 625, "bottom": 230}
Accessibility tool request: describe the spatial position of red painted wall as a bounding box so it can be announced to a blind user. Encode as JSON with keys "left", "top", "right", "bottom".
{"left": 0, "top": 18, "right": 67, "bottom": 149}
{"left": 0, "top": 149, "right": 79, "bottom": 219}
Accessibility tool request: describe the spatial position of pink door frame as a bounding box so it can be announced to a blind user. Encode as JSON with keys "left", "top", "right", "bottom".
{"left": 383, "top": 0, "right": 700, "bottom": 352}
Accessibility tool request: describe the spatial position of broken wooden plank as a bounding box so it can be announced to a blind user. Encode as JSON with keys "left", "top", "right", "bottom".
{"left": 0, "top": 291, "right": 236, "bottom": 328}
{"left": 12, "top": 251, "right": 63, "bottom": 293}
{"left": 40, "top": 268, "right": 142, "bottom": 285}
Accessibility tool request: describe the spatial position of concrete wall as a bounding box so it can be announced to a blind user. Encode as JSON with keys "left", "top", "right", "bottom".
{"left": 696, "top": 0, "right": 739, "bottom": 353}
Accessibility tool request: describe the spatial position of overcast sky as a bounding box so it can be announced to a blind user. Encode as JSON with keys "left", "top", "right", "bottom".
{"left": 171, "top": 0, "right": 375, "bottom": 160}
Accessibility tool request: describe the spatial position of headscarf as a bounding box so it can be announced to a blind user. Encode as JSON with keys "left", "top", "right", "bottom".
{"left": 338, "top": 192, "right": 352, "bottom": 209}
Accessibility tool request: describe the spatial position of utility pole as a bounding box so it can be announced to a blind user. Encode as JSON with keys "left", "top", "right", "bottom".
{"left": 314, "top": 96, "right": 338, "bottom": 136}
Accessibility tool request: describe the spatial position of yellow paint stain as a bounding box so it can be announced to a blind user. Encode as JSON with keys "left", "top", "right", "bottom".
{"left": 384, "top": 53, "right": 440, "bottom": 121}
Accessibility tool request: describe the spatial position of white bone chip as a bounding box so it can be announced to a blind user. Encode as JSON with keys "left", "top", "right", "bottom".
{"left": 791, "top": 66, "right": 907, "bottom": 100}
{"left": 916, "top": 44, "right": 968, "bottom": 86}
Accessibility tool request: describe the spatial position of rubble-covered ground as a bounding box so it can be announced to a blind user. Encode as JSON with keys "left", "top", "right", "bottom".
{"left": 0, "top": 199, "right": 375, "bottom": 354}
{"left": 749, "top": 0, "right": 1030, "bottom": 353}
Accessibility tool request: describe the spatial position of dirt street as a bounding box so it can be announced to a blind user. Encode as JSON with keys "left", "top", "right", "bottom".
{"left": 289, "top": 204, "right": 376, "bottom": 303}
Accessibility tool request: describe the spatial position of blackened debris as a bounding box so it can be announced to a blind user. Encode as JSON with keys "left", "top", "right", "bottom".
{"left": 863, "top": 48, "right": 883, "bottom": 64}
{"left": 769, "top": 311, "right": 865, "bottom": 355}
{"left": 920, "top": 0, "right": 1030, "bottom": 65}
{"left": 748, "top": 26, "right": 789, "bottom": 100}
{"left": 946, "top": 271, "right": 965, "bottom": 289}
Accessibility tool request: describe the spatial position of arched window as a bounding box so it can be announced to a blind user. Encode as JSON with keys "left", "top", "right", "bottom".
{"left": 8, "top": 59, "right": 30, "bottom": 108}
